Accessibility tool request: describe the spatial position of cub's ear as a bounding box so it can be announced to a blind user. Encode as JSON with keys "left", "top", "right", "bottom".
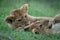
{"left": 54, "top": 14, "right": 60, "bottom": 24}
{"left": 54, "top": 18, "right": 60, "bottom": 24}
{"left": 20, "top": 4, "right": 28, "bottom": 13}
{"left": 5, "top": 16, "right": 14, "bottom": 24}
{"left": 11, "top": 9, "right": 20, "bottom": 15}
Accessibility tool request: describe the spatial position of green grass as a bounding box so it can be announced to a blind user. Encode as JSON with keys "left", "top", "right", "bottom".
{"left": 0, "top": 0, "right": 60, "bottom": 40}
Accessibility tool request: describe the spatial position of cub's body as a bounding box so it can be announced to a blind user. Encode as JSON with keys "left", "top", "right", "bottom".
{"left": 5, "top": 4, "right": 53, "bottom": 30}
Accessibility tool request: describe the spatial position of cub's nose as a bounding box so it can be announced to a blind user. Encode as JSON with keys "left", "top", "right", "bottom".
{"left": 6, "top": 17, "right": 13, "bottom": 24}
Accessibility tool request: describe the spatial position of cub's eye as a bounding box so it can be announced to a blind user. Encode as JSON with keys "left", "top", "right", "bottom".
{"left": 17, "top": 19, "right": 22, "bottom": 22}
{"left": 39, "top": 24, "right": 43, "bottom": 28}
{"left": 25, "top": 15, "right": 27, "bottom": 18}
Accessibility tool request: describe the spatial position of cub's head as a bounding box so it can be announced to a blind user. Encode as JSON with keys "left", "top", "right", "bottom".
{"left": 5, "top": 4, "right": 30, "bottom": 30}
{"left": 24, "top": 19, "right": 52, "bottom": 34}
{"left": 38, "top": 19, "right": 53, "bottom": 34}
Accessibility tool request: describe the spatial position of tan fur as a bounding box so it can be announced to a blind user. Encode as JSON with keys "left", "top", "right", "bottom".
{"left": 54, "top": 14, "right": 60, "bottom": 24}
{"left": 5, "top": 4, "right": 53, "bottom": 31}
{"left": 24, "top": 19, "right": 60, "bottom": 34}
{"left": 42, "top": 24, "right": 60, "bottom": 35}
{"left": 5, "top": 4, "right": 30, "bottom": 30}
{"left": 48, "top": 14, "right": 60, "bottom": 34}
{"left": 24, "top": 19, "right": 53, "bottom": 34}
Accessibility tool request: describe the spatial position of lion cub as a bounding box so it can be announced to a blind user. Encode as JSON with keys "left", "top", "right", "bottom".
{"left": 5, "top": 4, "right": 53, "bottom": 31}
{"left": 24, "top": 14, "right": 60, "bottom": 34}
{"left": 5, "top": 4, "right": 30, "bottom": 30}
{"left": 24, "top": 19, "right": 53, "bottom": 34}
{"left": 50, "top": 14, "right": 60, "bottom": 34}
